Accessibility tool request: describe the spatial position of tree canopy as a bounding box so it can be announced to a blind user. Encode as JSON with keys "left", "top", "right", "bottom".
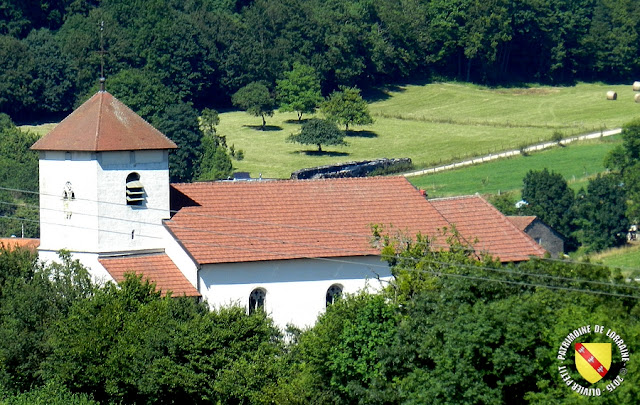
{"left": 197, "top": 108, "right": 233, "bottom": 181}
{"left": 2, "top": 231, "right": 640, "bottom": 403}
{"left": 321, "top": 86, "right": 373, "bottom": 131}
{"left": 276, "top": 62, "right": 323, "bottom": 121}
{"left": 2, "top": 0, "right": 638, "bottom": 121}
{"left": 287, "top": 118, "right": 346, "bottom": 152}
{"left": 231, "top": 82, "right": 275, "bottom": 130}
{"left": 151, "top": 102, "right": 203, "bottom": 183}
{"left": 521, "top": 168, "right": 575, "bottom": 239}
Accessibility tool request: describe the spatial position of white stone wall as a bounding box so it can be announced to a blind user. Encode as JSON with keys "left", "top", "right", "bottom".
{"left": 96, "top": 150, "right": 170, "bottom": 252}
{"left": 162, "top": 225, "right": 200, "bottom": 288}
{"left": 38, "top": 150, "right": 171, "bottom": 255}
{"left": 39, "top": 151, "right": 100, "bottom": 252}
{"left": 199, "top": 256, "right": 392, "bottom": 329}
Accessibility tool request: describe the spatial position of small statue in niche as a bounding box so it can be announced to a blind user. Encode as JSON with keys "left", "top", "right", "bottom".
{"left": 63, "top": 181, "right": 75, "bottom": 219}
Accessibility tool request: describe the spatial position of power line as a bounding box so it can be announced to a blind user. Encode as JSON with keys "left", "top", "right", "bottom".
{"left": 2, "top": 208, "right": 640, "bottom": 301}
{"left": 3, "top": 186, "right": 640, "bottom": 277}
{"left": 4, "top": 211, "right": 636, "bottom": 300}
{"left": 5, "top": 184, "right": 639, "bottom": 274}
{"left": 390, "top": 266, "right": 640, "bottom": 300}
{"left": 3, "top": 185, "right": 640, "bottom": 281}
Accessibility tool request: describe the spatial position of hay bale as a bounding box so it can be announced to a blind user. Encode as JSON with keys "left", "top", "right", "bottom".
{"left": 607, "top": 91, "right": 617, "bottom": 100}
{"left": 633, "top": 81, "right": 640, "bottom": 91}
{"left": 635, "top": 93, "right": 640, "bottom": 103}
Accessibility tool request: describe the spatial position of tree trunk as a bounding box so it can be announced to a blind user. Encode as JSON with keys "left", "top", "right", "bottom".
{"left": 317, "top": 144, "right": 322, "bottom": 152}
{"left": 261, "top": 114, "right": 266, "bottom": 130}
{"left": 298, "top": 112, "right": 303, "bottom": 121}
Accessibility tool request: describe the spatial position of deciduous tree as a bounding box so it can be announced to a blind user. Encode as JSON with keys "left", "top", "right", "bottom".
{"left": 521, "top": 168, "right": 574, "bottom": 240}
{"left": 151, "top": 102, "right": 203, "bottom": 183}
{"left": 276, "top": 62, "right": 323, "bottom": 121}
{"left": 572, "top": 174, "right": 628, "bottom": 251}
{"left": 321, "top": 86, "right": 373, "bottom": 131}
{"left": 287, "top": 118, "right": 346, "bottom": 152}
{"left": 231, "top": 82, "right": 275, "bottom": 130}
{"left": 197, "top": 108, "right": 233, "bottom": 181}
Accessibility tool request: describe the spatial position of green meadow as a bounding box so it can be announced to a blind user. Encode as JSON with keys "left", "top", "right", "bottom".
{"left": 21, "top": 82, "right": 640, "bottom": 179}
{"left": 408, "top": 136, "right": 621, "bottom": 197}
{"left": 591, "top": 244, "right": 640, "bottom": 278}
{"left": 18, "top": 123, "right": 57, "bottom": 137}
{"left": 218, "top": 82, "right": 640, "bottom": 178}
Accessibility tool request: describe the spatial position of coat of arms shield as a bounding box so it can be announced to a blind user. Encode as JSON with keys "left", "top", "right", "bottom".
{"left": 575, "top": 342, "right": 612, "bottom": 384}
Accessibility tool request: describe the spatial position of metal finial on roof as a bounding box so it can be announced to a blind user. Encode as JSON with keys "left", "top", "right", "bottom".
{"left": 99, "top": 20, "right": 106, "bottom": 92}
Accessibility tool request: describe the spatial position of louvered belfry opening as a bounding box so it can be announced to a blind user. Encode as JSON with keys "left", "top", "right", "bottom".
{"left": 126, "top": 172, "right": 145, "bottom": 206}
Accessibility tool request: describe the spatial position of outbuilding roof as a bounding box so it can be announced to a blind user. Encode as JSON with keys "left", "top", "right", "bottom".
{"left": 0, "top": 238, "right": 39, "bottom": 252}
{"left": 166, "top": 177, "right": 451, "bottom": 265}
{"left": 31, "top": 91, "right": 177, "bottom": 152}
{"left": 506, "top": 216, "right": 537, "bottom": 232}
{"left": 430, "top": 196, "right": 546, "bottom": 262}
{"left": 99, "top": 253, "right": 200, "bottom": 297}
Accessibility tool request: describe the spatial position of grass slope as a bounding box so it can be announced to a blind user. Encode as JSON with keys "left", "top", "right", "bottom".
{"left": 590, "top": 244, "right": 640, "bottom": 277}
{"left": 18, "top": 123, "right": 57, "bottom": 137}
{"left": 220, "top": 82, "right": 640, "bottom": 178}
{"left": 409, "top": 136, "right": 621, "bottom": 197}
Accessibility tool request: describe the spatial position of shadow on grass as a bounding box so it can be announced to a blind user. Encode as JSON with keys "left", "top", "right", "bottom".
{"left": 291, "top": 150, "right": 350, "bottom": 157}
{"left": 284, "top": 118, "right": 311, "bottom": 124}
{"left": 345, "top": 129, "right": 378, "bottom": 138}
{"left": 362, "top": 85, "right": 406, "bottom": 103}
{"left": 243, "top": 125, "right": 283, "bottom": 131}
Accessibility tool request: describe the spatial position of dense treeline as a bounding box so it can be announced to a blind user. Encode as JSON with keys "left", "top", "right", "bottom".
{"left": 1, "top": 234, "right": 639, "bottom": 403}
{"left": 1, "top": 0, "right": 640, "bottom": 122}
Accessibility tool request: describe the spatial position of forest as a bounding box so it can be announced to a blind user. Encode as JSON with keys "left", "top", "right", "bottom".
{"left": 1, "top": 0, "right": 640, "bottom": 122}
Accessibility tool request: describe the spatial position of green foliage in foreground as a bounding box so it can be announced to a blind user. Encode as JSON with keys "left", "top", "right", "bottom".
{"left": 288, "top": 231, "right": 640, "bottom": 403}
{"left": 3, "top": 236, "right": 640, "bottom": 404}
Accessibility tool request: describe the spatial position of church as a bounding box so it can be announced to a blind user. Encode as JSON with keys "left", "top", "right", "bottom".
{"left": 31, "top": 90, "right": 546, "bottom": 329}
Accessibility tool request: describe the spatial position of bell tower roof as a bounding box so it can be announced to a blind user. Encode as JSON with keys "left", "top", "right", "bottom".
{"left": 31, "top": 91, "right": 177, "bottom": 152}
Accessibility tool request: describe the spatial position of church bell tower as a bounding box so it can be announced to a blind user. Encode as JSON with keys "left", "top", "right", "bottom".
{"left": 31, "top": 90, "right": 177, "bottom": 265}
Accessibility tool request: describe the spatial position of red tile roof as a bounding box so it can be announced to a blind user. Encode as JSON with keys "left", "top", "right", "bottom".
{"left": 167, "top": 177, "right": 451, "bottom": 264}
{"left": 99, "top": 253, "right": 200, "bottom": 297}
{"left": 31, "top": 91, "right": 177, "bottom": 152}
{"left": 0, "top": 238, "right": 39, "bottom": 252}
{"left": 430, "top": 196, "right": 546, "bottom": 262}
{"left": 507, "top": 216, "right": 537, "bottom": 232}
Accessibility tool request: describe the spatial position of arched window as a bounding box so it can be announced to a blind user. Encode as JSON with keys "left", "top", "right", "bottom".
{"left": 326, "top": 284, "right": 343, "bottom": 307}
{"left": 126, "top": 172, "right": 145, "bottom": 206}
{"left": 249, "top": 288, "right": 266, "bottom": 314}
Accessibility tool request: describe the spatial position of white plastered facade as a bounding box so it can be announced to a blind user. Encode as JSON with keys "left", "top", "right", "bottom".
{"left": 38, "top": 149, "right": 172, "bottom": 283}
{"left": 198, "top": 256, "right": 391, "bottom": 329}
{"left": 37, "top": 148, "right": 393, "bottom": 329}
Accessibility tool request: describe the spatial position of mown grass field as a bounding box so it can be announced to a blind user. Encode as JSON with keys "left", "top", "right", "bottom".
{"left": 20, "top": 82, "right": 640, "bottom": 179}
{"left": 218, "top": 82, "right": 640, "bottom": 178}
{"left": 409, "top": 136, "right": 621, "bottom": 197}
{"left": 19, "top": 123, "right": 57, "bottom": 137}
{"left": 590, "top": 244, "right": 640, "bottom": 278}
